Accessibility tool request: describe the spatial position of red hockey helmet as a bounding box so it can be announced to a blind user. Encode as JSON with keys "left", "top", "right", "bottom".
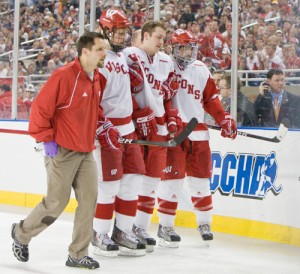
{"left": 171, "top": 29, "right": 198, "bottom": 67}
{"left": 171, "top": 29, "right": 197, "bottom": 45}
{"left": 99, "top": 9, "right": 130, "bottom": 31}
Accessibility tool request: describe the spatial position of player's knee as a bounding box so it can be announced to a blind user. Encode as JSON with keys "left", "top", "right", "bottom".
{"left": 186, "top": 177, "right": 211, "bottom": 197}
{"left": 97, "top": 180, "right": 120, "bottom": 203}
{"left": 139, "top": 176, "right": 160, "bottom": 198}
{"left": 118, "top": 174, "right": 143, "bottom": 200}
{"left": 158, "top": 179, "right": 184, "bottom": 202}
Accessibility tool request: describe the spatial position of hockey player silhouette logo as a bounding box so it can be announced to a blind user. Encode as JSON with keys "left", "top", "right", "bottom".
{"left": 255, "top": 152, "right": 282, "bottom": 198}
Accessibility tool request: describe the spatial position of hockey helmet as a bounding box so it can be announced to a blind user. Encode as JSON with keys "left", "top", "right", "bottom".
{"left": 171, "top": 29, "right": 198, "bottom": 67}
{"left": 99, "top": 9, "right": 130, "bottom": 52}
{"left": 99, "top": 9, "right": 130, "bottom": 32}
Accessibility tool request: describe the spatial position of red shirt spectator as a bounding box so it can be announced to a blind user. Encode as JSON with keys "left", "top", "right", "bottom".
{"left": 0, "top": 85, "right": 28, "bottom": 119}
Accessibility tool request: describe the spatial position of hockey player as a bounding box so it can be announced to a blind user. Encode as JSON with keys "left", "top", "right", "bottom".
{"left": 123, "top": 20, "right": 181, "bottom": 252}
{"left": 92, "top": 9, "right": 146, "bottom": 257}
{"left": 156, "top": 29, "right": 237, "bottom": 248}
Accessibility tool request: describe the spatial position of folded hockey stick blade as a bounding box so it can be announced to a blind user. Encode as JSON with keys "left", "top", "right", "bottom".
{"left": 118, "top": 117, "right": 198, "bottom": 147}
{"left": 207, "top": 120, "right": 288, "bottom": 143}
{"left": 274, "top": 118, "right": 289, "bottom": 142}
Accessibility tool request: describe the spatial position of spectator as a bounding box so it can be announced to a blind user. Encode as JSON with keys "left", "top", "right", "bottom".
{"left": 204, "top": 20, "right": 227, "bottom": 65}
{"left": 212, "top": 69, "right": 225, "bottom": 90}
{"left": 131, "top": 3, "right": 144, "bottom": 30}
{"left": 219, "top": 72, "right": 256, "bottom": 126}
{"left": 255, "top": 37, "right": 267, "bottom": 65}
{"left": 254, "top": 68, "right": 300, "bottom": 128}
{"left": 27, "top": 63, "right": 36, "bottom": 75}
{"left": 265, "top": 0, "right": 280, "bottom": 22}
{"left": 35, "top": 52, "right": 48, "bottom": 74}
{"left": 23, "top": 83, "right": 37, "bottom": 113}
{"left": 18, "top": 60, "right": 28, "bottom": 76}
{"left": 263, "top": 44, "right": 285, "bottom": 69}
{"left": 219, "top": 47, "right": 232, "bottom": 70}
{"left": 246, "top": 46, "right": 261, "bottom": 71}
{"left": 43, "top": 45, "right": 52, "bottom": 61}
{"left": 0, "top": 84, "right": 27, "bottom": 119}
{"left": 44, "top": 59, "right": 56, "bottom": 74}
{"left": 203, "top": 57, "right": 217, "bottom": 74}
{"left": 178, "top": 4, "right": 196, "bottom": 29}
{"left": 0, "top": 61, "right": 8, "bottom": 77}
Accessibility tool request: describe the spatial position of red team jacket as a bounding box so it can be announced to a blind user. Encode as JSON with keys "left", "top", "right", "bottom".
{"left": 29, "top": 58, "right": 106, "bottom": 152}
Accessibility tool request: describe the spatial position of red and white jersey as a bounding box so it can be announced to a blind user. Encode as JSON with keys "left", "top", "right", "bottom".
{"left": 172, "top": 60, "right": 218, "bottom": 141}
{"left": 99, "top": 50, "right": 135, "bottom": 136}
{"left": 266, "top": 54, "right": 286, "bottom": 70}
{"left": 123, "top": 46, "right": 175, "bottom": 136}
{"left": 246, "top": 55, "right": 260, "bottom": 70}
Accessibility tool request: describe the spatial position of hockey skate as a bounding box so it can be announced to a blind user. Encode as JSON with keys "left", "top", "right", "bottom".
{"left": 198, "top": 224, "right": 213, "bottom": 246}
{"left": 111, "top": 225, "right": 146, "bottom": 256}
{"left": 132, "top": 224, "right": 156, "bottom": 252}
{"left": 92, "top": 230, "right": 119, "bottom": 257}
{"left": 157, "top": 224, "right": 181, "bottom": 248}
{"left": 11, "top": 223, "right": 29, "bottom": 262}
{"left": 66, "top": 255, "right": 99, "bottom": 269}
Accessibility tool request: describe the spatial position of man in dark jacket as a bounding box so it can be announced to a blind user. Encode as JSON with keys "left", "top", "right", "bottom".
{"left": 254, "top": 69, "right": 300, "bottom": 128}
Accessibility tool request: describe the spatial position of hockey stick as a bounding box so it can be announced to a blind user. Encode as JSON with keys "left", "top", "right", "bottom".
{"left": 207, "top": 118, "right": 289, "bottom": 143}
{"left": 0, "top": 128, "right": 29, "bottom": 134}
{"left": 0, "top": 117, "right": 198, "bottom": 148}
{"left": 118, "top": 117, "right": 198, "bottom": 147}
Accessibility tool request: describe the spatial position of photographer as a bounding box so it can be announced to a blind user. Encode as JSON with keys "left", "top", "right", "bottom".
{"left": 254, "top": 69, "right": 300, "bottom": 128}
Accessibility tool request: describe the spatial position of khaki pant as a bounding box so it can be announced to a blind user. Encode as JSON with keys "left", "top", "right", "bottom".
{"left": 15, "top": 147, "right": 98, "bottom": 259}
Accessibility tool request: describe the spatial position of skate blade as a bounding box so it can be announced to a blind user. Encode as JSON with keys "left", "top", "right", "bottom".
{"left": 158, "top": 238, "right": 179, "bottom": 248}
{"left": 93, "top": 246, "right": 119, "bottom": 257}
{"left": 146, "top": 245, "right": 155, "bottom": 253}
{"left": 200, "top": 239, "right": 213, "bottom": 247}
{"left": 118, "top": 246, "right": 146, "bottom": 257}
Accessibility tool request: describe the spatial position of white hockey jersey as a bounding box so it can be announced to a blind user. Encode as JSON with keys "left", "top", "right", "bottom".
{"left": 99, "top": 50, "right": 135, "bottom": 136}
{"left": 172, "top": 60, "right": 218, "bottom": 141}
{"left": 123, "top": 47, "right": 175, "bottom": 136}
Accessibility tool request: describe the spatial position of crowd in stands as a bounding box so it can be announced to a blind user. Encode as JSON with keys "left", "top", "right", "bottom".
{"left": 0, "top": 0, "right": 299, "bottom": 76}
{"left": 0, "top": 0, "right": 299, "bottom": 121}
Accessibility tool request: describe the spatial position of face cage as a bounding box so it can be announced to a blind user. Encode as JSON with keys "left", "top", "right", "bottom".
{"left": 108, "top": 28, "right": 130, "bottom": 52}
{"left": 172, "top": 43, "right": 199, "bottom": 67}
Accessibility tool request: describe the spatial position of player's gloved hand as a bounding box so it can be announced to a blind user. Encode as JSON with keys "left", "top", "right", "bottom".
{"left": 219, "top": 113, "right": 237, "bottom": 139}
{"left": 129, "top": 63, "right": 144, "bottom": 93}
{"left": 166, "top": 108, "right": 182, "bottom": 136}
{"left": 96, "top": 118, "right": 123, "bottom": 149}
{"left": 44, "top": 141, "right": 58, "bottom": 158}
{"left": 162, "top": 72, "right": 179, "bottom": 100}
{"left": 132, "top": 107, "right": 157, "bottom": 138}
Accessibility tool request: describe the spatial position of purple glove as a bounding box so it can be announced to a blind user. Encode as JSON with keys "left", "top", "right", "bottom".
{"left": 44, "top": 141, "right": 58, "bottom": 158}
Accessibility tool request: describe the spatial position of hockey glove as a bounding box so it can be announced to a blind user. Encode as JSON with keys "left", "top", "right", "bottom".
{"left": 166, "top": 108, "right": 182, "bottom": 136}
{"left": 44, "top": 141, "right": 58, "bottom": 158}
{"left": 132, "top": 107, "right": 158, "bottom": 138}
{"left": 96, "top": 118, "right": 123, "bottom": 149}
{"left": 129, "top": 63, "right": 144, "bottom": 94}
{"left": 219, "top": 113, "right": 237, "bottom": 139}
{"left": 162, "top": 72, "right": 179, "bottom": 100}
